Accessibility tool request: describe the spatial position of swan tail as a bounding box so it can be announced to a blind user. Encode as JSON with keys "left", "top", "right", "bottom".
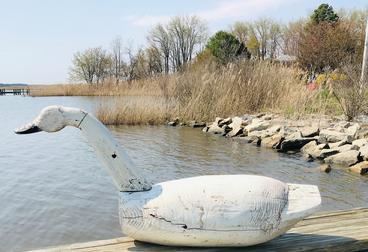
{"left": 281, "top": 183, "right": 321, "bottom": 223}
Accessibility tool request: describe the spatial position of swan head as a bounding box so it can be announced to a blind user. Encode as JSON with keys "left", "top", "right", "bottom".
{"left": 15, "top": 105, "right": 87, "bottom": 134}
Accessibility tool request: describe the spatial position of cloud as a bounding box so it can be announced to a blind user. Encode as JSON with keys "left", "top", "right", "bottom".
{"left": 124, "top": 14, "right": 172, "bottom": 27}
{"left": 126, "top": 0, "right": 301, "bottom": 27}
{"left": 197, "top": 0, "right": 300, "bottom": 21}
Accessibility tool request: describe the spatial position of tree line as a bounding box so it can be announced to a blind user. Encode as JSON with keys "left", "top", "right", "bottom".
{"left": 70, "top": 4, "right": 368, "bottom": 84}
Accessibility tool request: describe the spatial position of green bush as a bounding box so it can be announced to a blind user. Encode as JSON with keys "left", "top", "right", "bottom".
{"left": 311, "top": 4, "right": 339, "bottom": 24}
{"left": 206, "top": 31, "right": 250, "bottom": 64}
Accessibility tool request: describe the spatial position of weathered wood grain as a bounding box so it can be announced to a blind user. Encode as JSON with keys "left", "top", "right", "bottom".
{"left": 28, "top": 208, "right": 368, "bottom": 252}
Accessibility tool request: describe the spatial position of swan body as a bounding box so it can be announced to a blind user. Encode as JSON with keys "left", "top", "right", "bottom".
{"left": 16, "top": 106, "right": 321, "bottom": 247}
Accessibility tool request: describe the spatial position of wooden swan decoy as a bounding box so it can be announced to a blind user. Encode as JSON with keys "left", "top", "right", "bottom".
{"left": 15, "top": 106, "right": 321, "bottom": 247}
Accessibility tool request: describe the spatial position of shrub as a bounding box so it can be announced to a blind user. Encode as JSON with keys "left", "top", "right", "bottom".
{"left": 311, "top": 4, "right": 339, "bottom": 24}
{"left": 206, "top": 31, "right": 250, "bottom": 64}
{"left": 331, "top": 66, "right": 368, "bottom": 120}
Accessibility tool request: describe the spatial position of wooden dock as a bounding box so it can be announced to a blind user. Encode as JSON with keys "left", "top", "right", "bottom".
{"left": 0, "top": 87, "right": 30, "bottom": 95}
{"left": 28, "top": 208, "right": 368, "bottom": 252}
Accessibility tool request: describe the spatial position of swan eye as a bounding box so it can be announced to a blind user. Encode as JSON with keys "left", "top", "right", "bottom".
{"left": 112, "top": 153, "right": 117, "bottom": 159}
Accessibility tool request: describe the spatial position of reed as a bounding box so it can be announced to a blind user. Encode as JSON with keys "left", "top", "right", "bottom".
{"left": 96, "top": 96, "right": 174, "bottom": 125}
{"left": 31, "top": 61, "right": 321, "bottom": 125}
{"left": 96, "top": 61, "right": 319, "bottom": 125}
{"left": 30, "top": 76, "right": 174, "bottom": 97}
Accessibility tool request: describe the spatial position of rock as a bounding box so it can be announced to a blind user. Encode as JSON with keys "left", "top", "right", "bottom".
{"left": 248, "top": 128, "right": 278, "bottom": 139}
{"left": 244, "top": 121, "right": 270, "bottom": 133}
{"left": 328, "top": 140, "right": 347, "bottom": 149}
{"left": 215, "top": 117, "right": 224, "bottom": 124}
{"left": 357, "top": 128, "right": 368, "bottom": 139}
{"left": 318, "top": 143, "right": 329, "bottom": 149}
{"left": 346, "top": 123, "right": 360, "bottom": 137}
{"left": 261, "top": 114, "right": 273, "bottom": 120}
{"left": 189, "top": 121, "right": 206, "bottom": 128}
{"left": 300, "top": 126, "right": 319, "bottom": 137}
{"left": 279, "top": 138, "right": 316, "bottom": 152}
{"left": 334, "top": 144, "right": 359, "bottom": 153}
{"left": 319, "top": 164, "right": 332, "bottom": 173}
{"left": 359, "top": 145, "right": 368, "bottom": 160}
{"left": 267, "top": 125, "right": 282, "bottom": 135}
{"left": 227, "top": 117, "right": 244, "bottom": 137}
{"left": 227, "top": 127, "right": 243, "bottom": 137}
{"left": 261, "top": 134, "right": 284, "bottom": 149}
{"left": 167, "top": 118, "right": 179, "bottom": 126}
{"left": 319, "top": 129, "right": 354, "bottom": 143}
{"left": 352, "top": 139, "right": 368, "bottom": 148}
{"left": 301, "top": 141, "right": 318, "bottom": 153}
{"left": 279, "top": 126, "right": 297, "bottom": 137}
{"left": 202, "top": 126, "right": 209, "bottom": 132}
{"left": 222, "top": 124, "right": 232, "bottom": 134}
{"left": 319, "top": 149, "right": 340, "bottom": 159}
{"left": 324, "top": 150, "right": 361, "bottom": 166}
{"left": 218, "top": 117, "right": 232, "bottom": 127}
{"left": 251, "top": 137, "right": 262, "bottom": 146}
{"left": 242, "top": 135, "right": 259, "bottom": 143}
{"left": 349, "top": 161, "right": 368, "bottom": 175}
{"left": 301, "top": 142, "right": 328, "bottom": 159}
{"left": 303, "top": 154, "right": 314, "bottom": 162}
{"left": 228, "top": 116, "right": 243, "bottom": 128}
{"left": 336, "top": 121, "right": 351, "bottom": 128}
{"left": 285, "top": 131, "right": 302, "bottom": 140}
{"left": 207, "top": 123, "right": 225, "bottom": 134}
{"left": 248, "top": 130, "right": 266, "bottom": 138}
{"left": 167, "top": 121, "right": 177, "bottom": 126}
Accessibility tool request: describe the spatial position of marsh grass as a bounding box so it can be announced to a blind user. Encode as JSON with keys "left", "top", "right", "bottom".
{"left": 30, "top": 76, "right": 174, "bottom": 97}
{"left": 96, "top": 96, "right": 174, "bottom": 125}
{"left": 31, "top": 61, "right": 331, "bottom": 125}
{"left": 96, "top": 61, "right": 324, "bottom": 125}
{"left": 172, "top": 61, "right": 314, "bottom": 122}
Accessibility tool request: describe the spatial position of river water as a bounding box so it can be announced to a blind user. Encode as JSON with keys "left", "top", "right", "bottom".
{"left": 1, "top": 96, "right": 368, "bottom": 251}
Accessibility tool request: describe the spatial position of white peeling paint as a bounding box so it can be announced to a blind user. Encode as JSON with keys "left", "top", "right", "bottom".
{"left": 119, "top": 175, "right": 321, "bottom": 247}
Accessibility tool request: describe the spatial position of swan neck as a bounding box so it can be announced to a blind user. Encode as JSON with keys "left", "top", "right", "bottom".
{"left": 78, "top": 113, "right": 151, "bottom": 192}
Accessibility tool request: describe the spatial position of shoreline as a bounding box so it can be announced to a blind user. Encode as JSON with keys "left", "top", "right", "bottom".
{"left": 170, "top": 113, "right": 368, "bottom": 175}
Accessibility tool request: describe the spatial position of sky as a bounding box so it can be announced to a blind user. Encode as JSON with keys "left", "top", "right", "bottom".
{"left": 0, "top": 0, "right": 367, "bottom": 84}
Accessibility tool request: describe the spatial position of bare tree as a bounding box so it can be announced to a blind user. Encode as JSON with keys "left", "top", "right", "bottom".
{"left": 168, "top": 16, "right": 208, "bottom": 71}
{"left": 94, "top": 48, "right": 111, "bottom": 84}
{"left": 123, "top": 44, "right": 138, "bottom": 81}
{"left": 149, "top": 24, "right": 171, "bottom": 74}
{"left": 146, "top": 46, "right": 163, "bottom": 75}
{"left": 69, "top": 47, "right": 111, "bottom": 84}
{"left": 231, "top": 19, "right": 282, "bottom": 60}
{"left": 110, "top": 37, "right": 124, "bottom": 84}
{"left": 250, "top": 19, "right": 282, "bottom": 60}
{"left": 148, "top": 15, "right": 208, "bottom": 73}
{"left": 281, "top": 19, "right": 306, "bottom": 57}
{"left": 231, "top": 21, "right": 250, "bottom": 44}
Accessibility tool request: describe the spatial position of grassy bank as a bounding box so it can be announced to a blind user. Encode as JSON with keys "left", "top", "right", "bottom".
{"left": 96, "top": 61, "right": 339, "bottom": 125}
{"left": 31, "top": 61, "right": 344, "bottom": 125}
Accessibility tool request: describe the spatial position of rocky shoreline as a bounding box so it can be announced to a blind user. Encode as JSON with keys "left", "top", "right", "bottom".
{"left": 170, "top": 114, "right": 368, "bottom": 175}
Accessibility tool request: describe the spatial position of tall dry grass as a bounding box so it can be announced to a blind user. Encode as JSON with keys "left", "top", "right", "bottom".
{"left": 172, "top": 61, "right": 313, "bottom": 122}
{"left": 96, "top": 96, "right": 174, "bottom": 125}
{"left": 93, "top": 61, "right": 318, "bottom": 125}
{"left": 30, "top": 76, "right": 175, "bottom": 97}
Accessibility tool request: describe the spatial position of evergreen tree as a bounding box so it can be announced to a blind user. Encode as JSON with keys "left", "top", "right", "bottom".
{"left": 206, "top": 31, "right": 250, "bottom": 63}
{"left": 311, "top": 4, "right": 339, "bottom": 24}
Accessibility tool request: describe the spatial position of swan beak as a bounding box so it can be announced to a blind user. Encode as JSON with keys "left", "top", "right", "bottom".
{"left": 14, "top": 123, "right": 42, "bottom": 134}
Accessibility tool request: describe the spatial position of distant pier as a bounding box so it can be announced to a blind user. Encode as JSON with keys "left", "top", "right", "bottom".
{"left": 0, "top": 87, "right": 30, "bottom": 96}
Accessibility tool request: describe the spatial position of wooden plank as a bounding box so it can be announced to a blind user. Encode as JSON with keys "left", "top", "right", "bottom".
{"left": 27, "top": 208, "right": 368, "bottom": 252}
